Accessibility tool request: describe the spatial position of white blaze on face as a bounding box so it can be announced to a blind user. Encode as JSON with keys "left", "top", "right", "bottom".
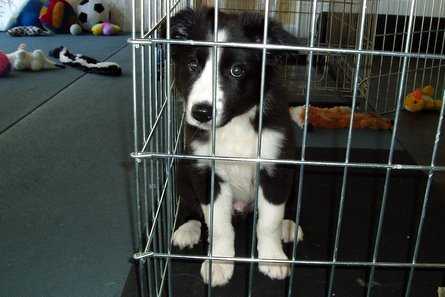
{"left": 186, "top": 30, "right": 227, "bottom": 129}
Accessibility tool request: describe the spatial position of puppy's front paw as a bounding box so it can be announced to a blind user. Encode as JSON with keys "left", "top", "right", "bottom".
{"left": 172, "top": 220, "right": 201, "bottom": 249}
{"left": 281, "top": 219, "right": 304, "bottom": 243}
{"left": 200, "top": 260, "right": 234, "bottom": 287}
{"left": 258, "top": 249, "right": 290, "bottom": 280}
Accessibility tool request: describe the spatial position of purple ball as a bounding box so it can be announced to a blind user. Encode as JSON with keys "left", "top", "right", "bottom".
{"left": 0, "top": 52, "right": 11, "bottom": 77}
{"left": 102, "top": 22, "right": 113, "bottom": 35}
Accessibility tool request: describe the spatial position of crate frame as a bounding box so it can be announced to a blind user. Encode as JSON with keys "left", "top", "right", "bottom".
{"left": 128, "top": 0, "right": 445, "bottom": 296}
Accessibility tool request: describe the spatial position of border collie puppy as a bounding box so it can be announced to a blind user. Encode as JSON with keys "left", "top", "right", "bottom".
{"left": 166, "top": 8, "right": 303, "bottom": 286}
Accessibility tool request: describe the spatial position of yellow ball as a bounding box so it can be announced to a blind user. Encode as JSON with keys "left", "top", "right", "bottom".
{"left": 91, "top": 23, "right": 103, "bottom": 36}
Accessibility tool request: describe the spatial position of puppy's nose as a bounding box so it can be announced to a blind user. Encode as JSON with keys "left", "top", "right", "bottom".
{"left": 191, "top": 103, "right": 213, "bottom": 123}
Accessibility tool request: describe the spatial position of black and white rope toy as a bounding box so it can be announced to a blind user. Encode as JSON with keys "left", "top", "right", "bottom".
{"left": 7, "top": 26, "right": 52, "bottom": 37}
{"left": 49, "top": 46, "right": 122, "bottom": 76}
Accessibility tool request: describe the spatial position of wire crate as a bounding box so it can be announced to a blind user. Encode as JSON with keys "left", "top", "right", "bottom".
{"left": 128, "top": 0, "right": 445, "bottom": 296}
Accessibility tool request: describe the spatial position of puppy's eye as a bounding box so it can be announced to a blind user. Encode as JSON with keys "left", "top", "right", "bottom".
{"left": 230, "top": 64, "right": 245, "bottom": 78}
{"left": 188, "top": 60, "right": 199, "bottom": 72}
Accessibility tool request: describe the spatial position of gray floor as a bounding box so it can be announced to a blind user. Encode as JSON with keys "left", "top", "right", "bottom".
{"left": 0, "top": 34, "right": 134, "bottom": 297}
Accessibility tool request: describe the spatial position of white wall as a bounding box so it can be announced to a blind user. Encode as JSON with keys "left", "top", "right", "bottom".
{"left": 378, "top": 0, "right": 445, "bottom": 17}
{"left": 324, "top": 0, "right": 445, "bottom": 17}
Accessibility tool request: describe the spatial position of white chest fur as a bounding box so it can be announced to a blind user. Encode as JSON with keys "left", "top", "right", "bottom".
{"left": 190, "top": 108, "right": 284, "bottom": 205}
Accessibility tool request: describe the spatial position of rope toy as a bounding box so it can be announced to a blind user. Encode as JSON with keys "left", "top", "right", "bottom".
{"left": 49, "top": 46, "right": 122, "bottom": 76}
{"left": 290, "top": 105, "right": 392, "bottom": 130}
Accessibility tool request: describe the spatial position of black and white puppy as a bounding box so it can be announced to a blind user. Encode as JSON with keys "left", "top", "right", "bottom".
{"left": 166, "top": 8, "right": 303, "bottom": 286}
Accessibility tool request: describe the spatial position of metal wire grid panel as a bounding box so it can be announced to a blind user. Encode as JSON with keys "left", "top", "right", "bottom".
{"left": 363, "top": 1, "right": 445, "bottom": 113}
{"left": 128, "top": 0, "right": 445, "bottom": 296}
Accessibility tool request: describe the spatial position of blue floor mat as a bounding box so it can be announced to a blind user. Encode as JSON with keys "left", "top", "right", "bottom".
{"left": 0, "top": 33, "right": 128, "bottom": 133}
{"left": 0, "top": 46, "right": 134, "bottom": 297}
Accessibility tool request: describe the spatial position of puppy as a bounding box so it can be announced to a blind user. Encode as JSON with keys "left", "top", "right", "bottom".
{"left": 165, "top": 7, "right": 303, "bottom": 286}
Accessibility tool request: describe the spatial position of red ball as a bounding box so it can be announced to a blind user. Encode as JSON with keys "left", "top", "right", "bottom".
{"left": 0, "top": 51, "right": 11, "bottom": 77}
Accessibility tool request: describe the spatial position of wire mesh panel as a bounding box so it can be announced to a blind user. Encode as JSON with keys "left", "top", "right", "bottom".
{"left": 361, "top": 1, "right": 445, "bottom": 113}
{"left": 129, "top": 0, "right": 445, "bottom": 296}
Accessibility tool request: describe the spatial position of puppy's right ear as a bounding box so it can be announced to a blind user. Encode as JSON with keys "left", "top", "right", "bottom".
{"left": 160, "top": 8, "right": 195, "bottom": 40}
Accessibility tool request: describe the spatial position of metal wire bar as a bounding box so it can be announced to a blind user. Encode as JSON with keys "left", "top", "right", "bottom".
{"left": 367, "top": 1, "right": 415, "bottom": 296}
{"left": 146, "top": 38, "right": 158, "bottom": 297}
{"left": 140, "top": 2, "right": 151, "bottom": 293}
{"left": 153, "top": 44, "right": 164, "bottom": 296}
{"left": 365, "top": 169, "right": 392, "bottom": 296}
{"left": 432, "top": 4, "right": 445, "bottom": 96}
{"left": 363, "top": 0, "right": 379, "bottom": 112}
{"left": 132, "top": 152, "right": 445, "bottom": 172}
{"left": 158, "top": 15, "right": 168, "bottom": 297}
{"left": 430, "top": 0, "right": 445, "bottom": 84}
{"left": 373, "top": 9, "right": 391, "bottom": 112}
{"left": 382, "top": 0, "right": 409, "bottom": 112}
{"left": 143, "top": 0, "right": 183, "bottom": 39}
{"left": 141, "top": 45, "right": 148, "bottom": 234}
{"left": 412, "top": 0, "right": 428, "bottom": 89}
{"left": 138, "top": 106, "right": 186, "bottom": 272}
{"left": 327, "top": 0, "right": 369, "bottom": 295}
{"left": 404, "top": 90, "right": 445, "bottom": 297}
{"left": 134, "top": 252, "right": 445, "bottom": 269}
{"left": 140, "top": 0, "right": 145, "bottom": 36}
{"left": 359, "top": 2, "right": 373, "bottom": 103}
{"left": 287, "top": 1, "right": 317, "bottom": 296}
{"left": 141, "top": 44, "right": 154, "bottom": 297}
{"left": 365, "top": 0, "right": 420, "bottom": 293}
{"left": 206, "top": 1, "right": 220, "bottom": 292}
{"left": 154, "top": 256, "right": 170, "bottom": 297}
{"left": 131, "top": 0, "right": 146, "bottom": 293}
{"left": 141, "top": 92, "right": 168, "bottom": 163}
{"left": 164, "top": 0, "right": 173, "bottom": 292}
{"left": 128, "top": 38, "right": 445, "bottom": 60}
{"left": 151, "top": 156, "right": 179, "bottom": 297}
{"left": 399, "top": 3, "right": 415, "bottom": 114}
{"left": 142, "top": 164, "right": 170, "bottom": 263}
{"left": 148, "top": 44, "right": 158, "bottom": 296}
{"left": 420, "top": 0, "right": 437, "bottom": 86}
{"left": 247, "top": 1, "right": 271, "bottom": 295}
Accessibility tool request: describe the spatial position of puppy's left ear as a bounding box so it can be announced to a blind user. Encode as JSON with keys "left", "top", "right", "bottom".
{"left": 240, "top": 12, "right": 299, "bottom": 45}
{"left": 269, "top": 21, "right": 301, "bottom": 46}
{"left": 240, "top": 13, "right": 307, "bottom": 65}
{"left": 160, "top": 8, "right": 196, "bottom": 39}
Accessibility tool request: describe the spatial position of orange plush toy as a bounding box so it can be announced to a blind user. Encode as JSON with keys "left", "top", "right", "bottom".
{"left": 404, "top": 85, "right": 442, "bottom": 112}
{"left": 39, "top": 0, "right": 77, "bottom": 34}
{"left": 290, "top": 105, "right": 393, "bottom": 130}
